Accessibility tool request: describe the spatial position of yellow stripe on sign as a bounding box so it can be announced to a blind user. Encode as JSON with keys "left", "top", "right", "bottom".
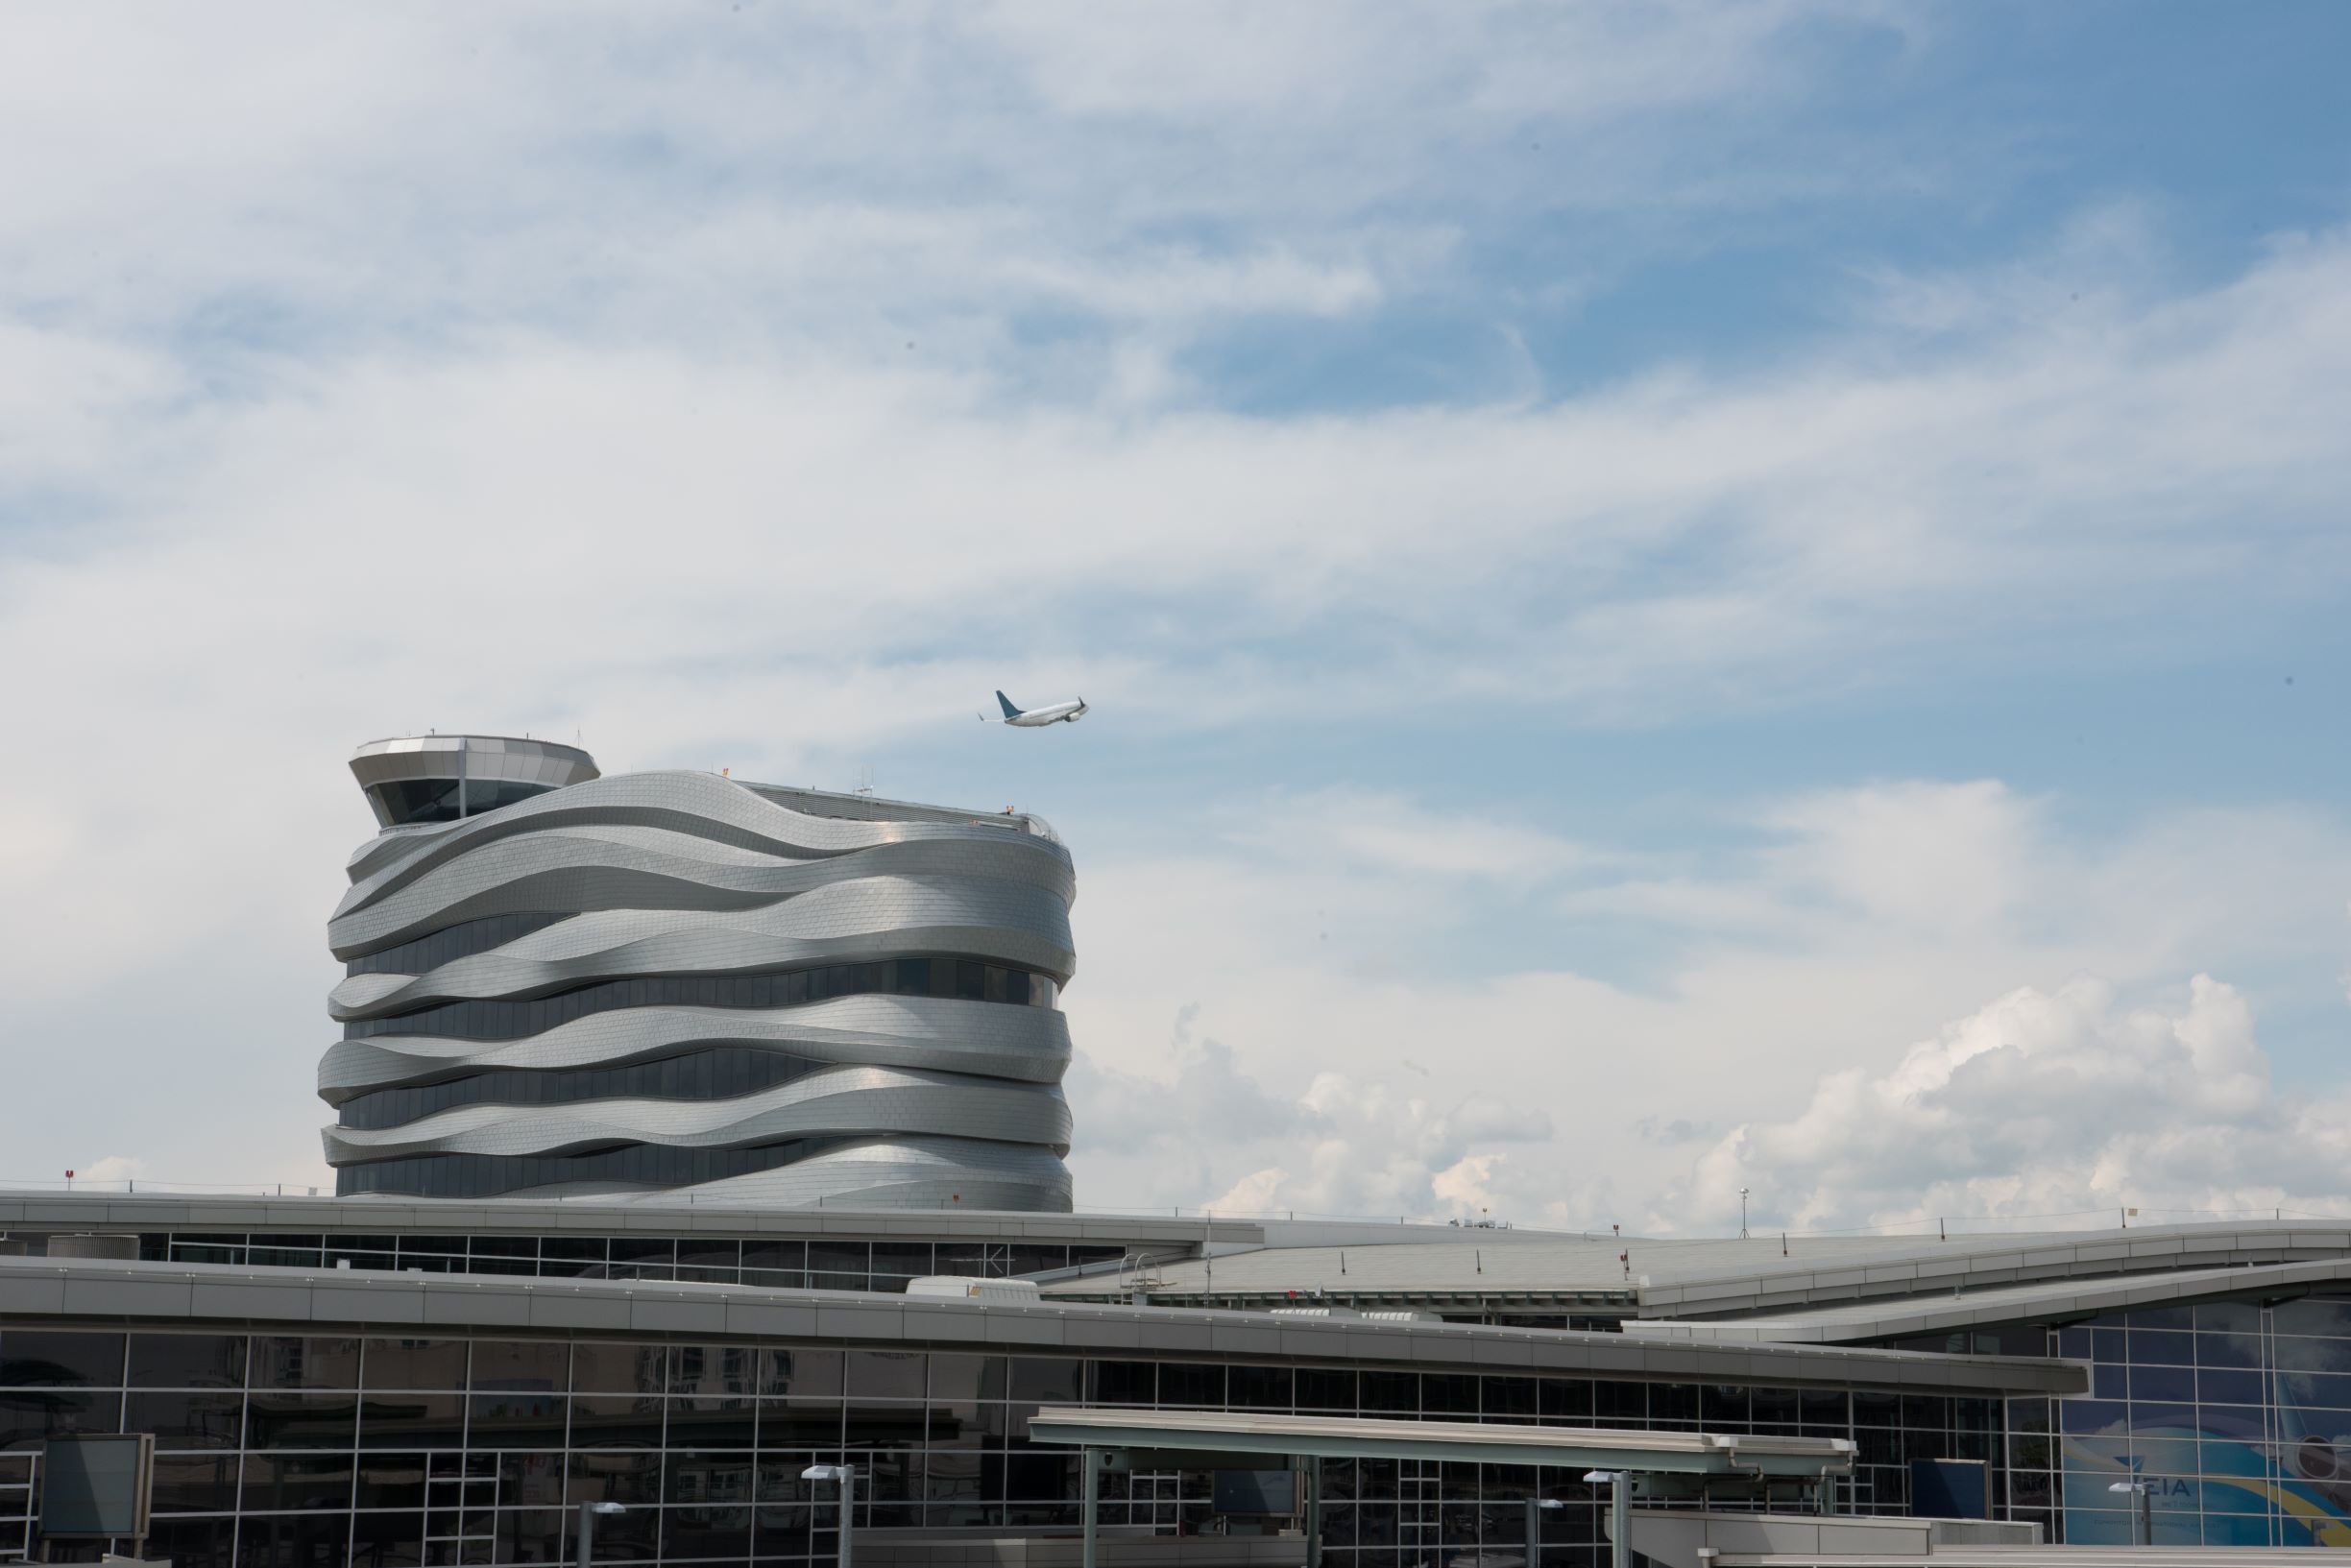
{"left": 2208, "top": 1474, "right": 2351, "bottom": 1546}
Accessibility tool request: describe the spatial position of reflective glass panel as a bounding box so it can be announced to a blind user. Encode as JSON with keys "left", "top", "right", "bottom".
{"left": 129, "top": 1333, "right": 248, "bottom": 1388}
{"left": 0, "top": 1330, "right": 122, "bottom": 1387}
{"left": 250, "top": 1337, "right": 360, "bottom": 1389}
{"left": 362, "top": 1338, "right": 468, "bottom": 1389}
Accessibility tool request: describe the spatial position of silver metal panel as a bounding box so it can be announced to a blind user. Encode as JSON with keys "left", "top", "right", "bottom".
{"left": 1623, "top": 1256, "right": 2351, "bottom": 1344}
{"left": 1024, "top": 1409, "right": 1854, "bottom": 1477}
{"left": 322, "top": 766, "right": 1080, "bottom": 1208}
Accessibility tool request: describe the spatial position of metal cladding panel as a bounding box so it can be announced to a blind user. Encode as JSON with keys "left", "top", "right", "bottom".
{"left": 322, "top": 767, "right": 1079, "bottom": 1210}
{"left": 320, "top": 1072, "right": 1072, "bottom": 1161}
{"left": 319, "top": 997, "right": 1072, "bottom": 1098}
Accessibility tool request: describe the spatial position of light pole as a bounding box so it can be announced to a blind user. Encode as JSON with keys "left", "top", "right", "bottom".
{"left": 1522, "top": 1496, "right": 1565, "bottom": 1568}
{"left": 806, "top": 1463, "right": 860, "bottom": 1568}
{"left": 1583, "top": 1472, "right": 1631, "bottom": 1568}
{"left": 2107, "top": 1480, "right": 2152, "bottom": 1545}
{"left": 1738, "top": 1187, "right": 1751, "bottom": 1240}
{"left": 576, "top": 1500, "right": 626, "bottom": 1567}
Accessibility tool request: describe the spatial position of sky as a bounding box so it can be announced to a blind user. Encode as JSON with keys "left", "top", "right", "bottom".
{"left": 3, "top": 2, "right": 2350, "bottom": 1237}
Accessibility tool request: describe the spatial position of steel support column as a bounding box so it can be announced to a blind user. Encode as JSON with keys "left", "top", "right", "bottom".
{"left": 1306, "top": 1457, "right": 1321, "bottom": 1568}
{"left": 1081, "top": 1449, "right": 1101, "bottom": 1568}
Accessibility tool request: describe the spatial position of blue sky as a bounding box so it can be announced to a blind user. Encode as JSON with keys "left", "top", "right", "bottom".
{"left": 2, "top": 2, "right": 2349, "bottom": 1232}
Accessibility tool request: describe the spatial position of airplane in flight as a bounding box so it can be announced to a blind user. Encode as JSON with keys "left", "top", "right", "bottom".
{"left": 981, "top": 690, "right": 1088, "bottom": 727}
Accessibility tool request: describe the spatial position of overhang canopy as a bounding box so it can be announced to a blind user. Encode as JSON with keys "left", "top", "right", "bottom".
{"left": 1622, "top": 1257, "right": 2351, "bottom": 1346}
{"left": 1027, "top": 1407, "right": 1854, "bottom": 1478}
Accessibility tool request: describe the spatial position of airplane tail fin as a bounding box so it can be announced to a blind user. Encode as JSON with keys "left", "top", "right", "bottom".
{"left": 995, "top": 690, "right": 1022, "bottom": 718}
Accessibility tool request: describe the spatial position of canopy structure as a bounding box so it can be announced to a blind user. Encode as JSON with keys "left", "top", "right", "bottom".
{"left": 1029, "top": 1407, "right": 1854, "bottom": 1568}
{"left": 1030, "top": 1407, "right": 1854, "bottom": 1476}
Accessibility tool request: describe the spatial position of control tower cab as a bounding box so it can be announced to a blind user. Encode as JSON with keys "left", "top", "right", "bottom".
{"left": 347, "top": 734, "right": 600, "bottom": 828}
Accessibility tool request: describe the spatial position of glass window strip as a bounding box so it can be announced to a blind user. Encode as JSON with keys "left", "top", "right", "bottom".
{"left": 343, "top": 956, "right": 1057, "bottom": 1041}
{"left": 332, "top": 1137, "right": 852, "bottom": 1200}
{"left": 335, "top": 1047, "right": 825, "bottom": 1131}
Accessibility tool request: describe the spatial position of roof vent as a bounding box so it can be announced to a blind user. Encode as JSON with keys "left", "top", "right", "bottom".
{"left": 906, "top": 1275, "right": 1043, "bottom": 1303}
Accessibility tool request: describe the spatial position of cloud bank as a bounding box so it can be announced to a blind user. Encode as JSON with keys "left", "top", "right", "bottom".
{"left": 1675, "top": 974, "right": 2351, "bottom": 1233}
{"left": 1065, "top": 781, "right": 2351, "bottom": 1231}
{"left": 1, "top": 6, "right": 2346, "bottom": 1219}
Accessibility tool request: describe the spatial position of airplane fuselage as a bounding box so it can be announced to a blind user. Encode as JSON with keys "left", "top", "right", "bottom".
{"left": 1007, "top": 700, "right": 1087, "bottom": 727}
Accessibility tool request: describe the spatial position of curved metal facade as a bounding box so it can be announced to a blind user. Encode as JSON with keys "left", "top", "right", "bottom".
{"left": 320, "top": 755, "right": 1077, "bottom": 1210}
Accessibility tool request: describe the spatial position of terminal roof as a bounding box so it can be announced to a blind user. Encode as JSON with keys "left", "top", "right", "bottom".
{"left": 1622, "top": 1257, "right": 2351, "bottom": 1345}
{"left": 1044, "top": 1220, "right": 2351, "bottom": 1318}
{"left": 0, "top": 1254, "right": 2082, "bottom": 1397}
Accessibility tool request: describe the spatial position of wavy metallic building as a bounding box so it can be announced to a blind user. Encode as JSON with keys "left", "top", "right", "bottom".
{"left": 320, "top": 735, "right": 1076, "bottom": 1209}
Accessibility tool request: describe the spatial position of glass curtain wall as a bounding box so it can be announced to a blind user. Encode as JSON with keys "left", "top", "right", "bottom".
{"left": 2045, "top": 1297, "right": 2351, "bottom": 1547}
{"left": 1, "top": 1328, "right": 1983, "bottom": 1568}
{"left": 1893, "top": 1291, "right": 2351, "bottom": 1548}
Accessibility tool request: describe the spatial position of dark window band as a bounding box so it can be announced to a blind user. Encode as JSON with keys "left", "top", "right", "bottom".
{"left": 364, "top": 776, "right": 562, "bottom": 829}
{"left": 342, "top": 956, "right": 1056, "bottom": 1041}
{"left": 336, "top": 1047, "right": 827, "bottom": 1131}
{"left": 333, "top": 1138, "right": 851, "bottom": 1200}
{"left": 346, "top": 912, "right": 573, "bottom": 977}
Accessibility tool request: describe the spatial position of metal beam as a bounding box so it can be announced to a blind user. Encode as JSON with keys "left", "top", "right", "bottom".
{"left": 1101, "top": 1448, "right": 1297, "bottom": 1471}
{"left": 1028, "top": 1410, "right": 1852, "bottom": 1480}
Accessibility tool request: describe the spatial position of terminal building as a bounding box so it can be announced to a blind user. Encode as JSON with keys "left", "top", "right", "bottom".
{"left": 5, "top": 740, "right": 2351, "bottom": 1564}
{"left": 14, "top": 1198, "right": 2351, "bottom": 1564}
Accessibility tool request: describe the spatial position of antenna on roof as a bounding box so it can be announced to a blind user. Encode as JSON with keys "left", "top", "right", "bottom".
{"left": 855, "top": 764, "right": 875, "bottom": 797}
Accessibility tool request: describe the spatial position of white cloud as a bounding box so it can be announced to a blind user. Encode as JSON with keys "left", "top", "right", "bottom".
{"left": 1070, "top": 1004, "right": 1308, "bottom": 1162}
{"left": 1, "top": 5, "right": 2346, "bottom": 1215}
{"left": 0, "top": 321, "right": 185, "bottom": 489}
{"left": 1062, "top": 778, "right": 2351, "bottom": 1230}
{"left": 1760, "top": 780, "right": 2035, "bottom": 934}
{"left": 1851, "top": 201, "right": 2177, "bottom": 342}
{"left": 0, "top": 2, "right": 1888, "bottom": 358}
{"left": 1668, "top": 973, "right": 2351, "bottom": 1234}
{"left": 1069, "top": 986, "right": 1562, "bottom": 1221}
{"left": 1100, "top": 1060, "right": 1555, "bottom": 1222}
{"left": 1222, "top": 790, "right": 1598, "bottom": 887}
{"left": 6, "top": 214, "right": 2351, "bottom": 852}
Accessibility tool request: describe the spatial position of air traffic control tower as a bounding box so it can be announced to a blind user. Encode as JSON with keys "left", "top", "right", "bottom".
{"left": 318, "top": 735, "right": 1078, "bottom": 1210}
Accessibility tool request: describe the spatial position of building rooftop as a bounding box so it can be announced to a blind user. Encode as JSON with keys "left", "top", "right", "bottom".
{"left": 1042, "top": 1218, "right": 2351, "bottom": 1323}
{"left": 1621, "top": 1256, "right": 2351, "bottom": 1345}
{"left": 0, "top": 1253, "right": 2083, "bottom": 1397}
{"left": 0, "top": 1190, "right": 1251, "bottom": 1245}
